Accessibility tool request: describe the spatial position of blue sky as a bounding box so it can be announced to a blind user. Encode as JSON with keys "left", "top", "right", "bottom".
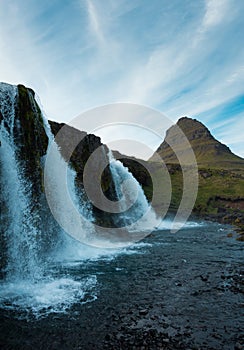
{"left": 0, "top": 0, "right": 243, "bottom": 158}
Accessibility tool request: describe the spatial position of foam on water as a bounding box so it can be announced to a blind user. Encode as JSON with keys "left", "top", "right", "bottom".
{"left": 54, "top": 233, "right": 154, "bottom": 267}
{"left": 158, "top": 219, "right": 205, "bottom": 231}
{"left": 0, "top": 275, "right": 97, "bottom": 318}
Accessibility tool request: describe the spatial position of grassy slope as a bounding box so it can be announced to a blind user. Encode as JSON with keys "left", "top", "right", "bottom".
{"left": 145, "top": 163, "right": 244, "bottom": 211}
{"left": 140, "top": 161, "right": 244, "bottom": 240}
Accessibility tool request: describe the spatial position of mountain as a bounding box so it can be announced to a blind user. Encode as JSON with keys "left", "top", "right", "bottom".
{"left": 150, "top": 117, "right": 244, "bottom": 169}
{"left": 114, "top": 117, "right": 244, "bottom": 240}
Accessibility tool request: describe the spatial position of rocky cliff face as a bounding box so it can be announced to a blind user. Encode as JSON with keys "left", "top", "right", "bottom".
{"left": 48, "top": 120, "right": 117, "bottom": 226}
{"left": 15, "top": 85, "right": 49, "bottom": 195}
{"left": 0, "top": 84, "right": 49, "bottom": 196}
{"left": 49, "top": 121, "right": 115, "bottom": 196}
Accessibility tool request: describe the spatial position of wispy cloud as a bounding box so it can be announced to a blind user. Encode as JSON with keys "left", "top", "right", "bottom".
{"left": 201, "top": 0, "right": 230, "bottom": 30}
{"left": 86, "top": 0, "right": 105, "bottom": 46}
{"left": 0, "top": 0, "right": 243, "bottom": 157}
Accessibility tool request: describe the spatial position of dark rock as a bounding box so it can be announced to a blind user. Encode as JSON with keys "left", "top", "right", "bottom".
{"left": 200, "top": 275, "right": 208, "bottom": 282}
{"left": 235, "top": 342, "right": 243, "bottom": 350}
{"left": 15, "top": 85, "right": 48, "bottom": 190}
{"left": 48, "top": 120, "right": 119, "bottom": 227}
{"left": 139, "top": 309, "right": 148, "bottom": 316}
{"left": 104, "top": 334, "right": 111, "bottom": 341}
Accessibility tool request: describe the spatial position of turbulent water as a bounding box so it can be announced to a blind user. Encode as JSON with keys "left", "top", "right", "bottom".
{"left": 0, "top": 223, "right": 243, "bottom": 350}
{"left": 108, "top": 150, "right": 159, "bottom": 231}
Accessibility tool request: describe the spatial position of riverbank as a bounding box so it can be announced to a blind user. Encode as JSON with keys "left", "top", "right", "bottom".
{"left": 199, "top": 211, "right": 244, "bottom": 241}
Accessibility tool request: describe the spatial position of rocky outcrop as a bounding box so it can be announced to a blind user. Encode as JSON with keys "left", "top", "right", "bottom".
{"left": 49, "top": 121, "right": 114, "bottom": 194}
{"left": 14, "top": 85, "right": 49, "bottom": 196}
{"left": 0, "top": 83, "right": 121, "bottom": 276}
{"left": 0, "top": 83, "right": 49, "bottom": 206}
{"left": 49, "top": 120, "right": 117, "bottom": 226}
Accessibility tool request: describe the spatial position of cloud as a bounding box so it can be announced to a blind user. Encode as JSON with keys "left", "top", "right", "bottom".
{"left": 201, "top": 0, "right": 230, "bottom": 30}
{"left": 86, "top": 0, "right": 105, "bottom": 46}
{"left": 0, "top": 0, "right": 243, "bottom": 158}
{"left": 215, "top": 111, "right": 244, "bottom": 157}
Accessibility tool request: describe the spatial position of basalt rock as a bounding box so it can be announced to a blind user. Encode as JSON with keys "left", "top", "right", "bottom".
{"left": 48, "top": 120, "right": 117, "bottom": 226}
{"left": 14, "top": 84, "right": 49, "bottom": 196}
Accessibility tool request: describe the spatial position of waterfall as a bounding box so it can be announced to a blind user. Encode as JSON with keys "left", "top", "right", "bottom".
{"left": 0, "top": 83, "right": 98, "bottom": 317}
{"left": 42, "top": 115, "right": 96, "bottom": 247}
{"left": 0, "top": 83, "right": 42, "bottom": 281}
{"left": 108, "top": 150, "right": 159, "bottom": 231}
{"left": 0, "top": 82, "right": 160, "bottom": 317}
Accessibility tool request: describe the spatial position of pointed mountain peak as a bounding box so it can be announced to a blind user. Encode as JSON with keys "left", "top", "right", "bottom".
{"left": 150, "top": 116, "right": 244, "bottom": 168}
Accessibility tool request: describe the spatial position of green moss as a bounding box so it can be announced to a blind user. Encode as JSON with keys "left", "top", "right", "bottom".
{"left": 14, "top": 85, "right": 49, "bottom": 196}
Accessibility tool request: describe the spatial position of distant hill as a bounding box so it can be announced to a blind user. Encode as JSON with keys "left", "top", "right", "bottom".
{"left": 150, "top": 117, "right": 244, "bottom": 170}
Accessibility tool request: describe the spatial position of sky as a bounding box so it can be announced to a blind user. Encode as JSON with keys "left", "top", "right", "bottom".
{"left": 0, "top": 0, "right": 243, "bottom": 158}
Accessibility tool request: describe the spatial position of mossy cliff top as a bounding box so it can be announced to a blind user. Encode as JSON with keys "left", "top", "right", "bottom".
{"left": 15, "top": 84, "right": 49, "bottom": 194}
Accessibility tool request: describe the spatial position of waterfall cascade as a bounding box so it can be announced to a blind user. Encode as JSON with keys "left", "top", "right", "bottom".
{"left": 108, "top": 150, "right": 159, "bottom": 231}
{"left": 42, "top": 114, "right": 96, "bottom": 245}
{"left": 0, "top": 82, "right": 159, "bottom": 317}
{"left": 0, "top": 83, "right": 98, "bottom": 316}
{"left": 0, "top": 83, "right": 42, "bottom": 280}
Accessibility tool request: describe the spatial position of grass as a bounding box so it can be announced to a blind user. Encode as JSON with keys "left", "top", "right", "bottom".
{"left": 141, "top": 162, "right": 244, "bottom": 217}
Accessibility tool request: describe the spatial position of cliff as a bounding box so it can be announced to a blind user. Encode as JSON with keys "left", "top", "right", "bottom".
{"left": 48, "top": 120, "right": 117, "bottom": 227}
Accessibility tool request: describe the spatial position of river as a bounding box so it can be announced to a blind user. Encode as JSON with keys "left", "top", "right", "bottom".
{"left": 0, "top": 221, "right": 243, "bottom": 350}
